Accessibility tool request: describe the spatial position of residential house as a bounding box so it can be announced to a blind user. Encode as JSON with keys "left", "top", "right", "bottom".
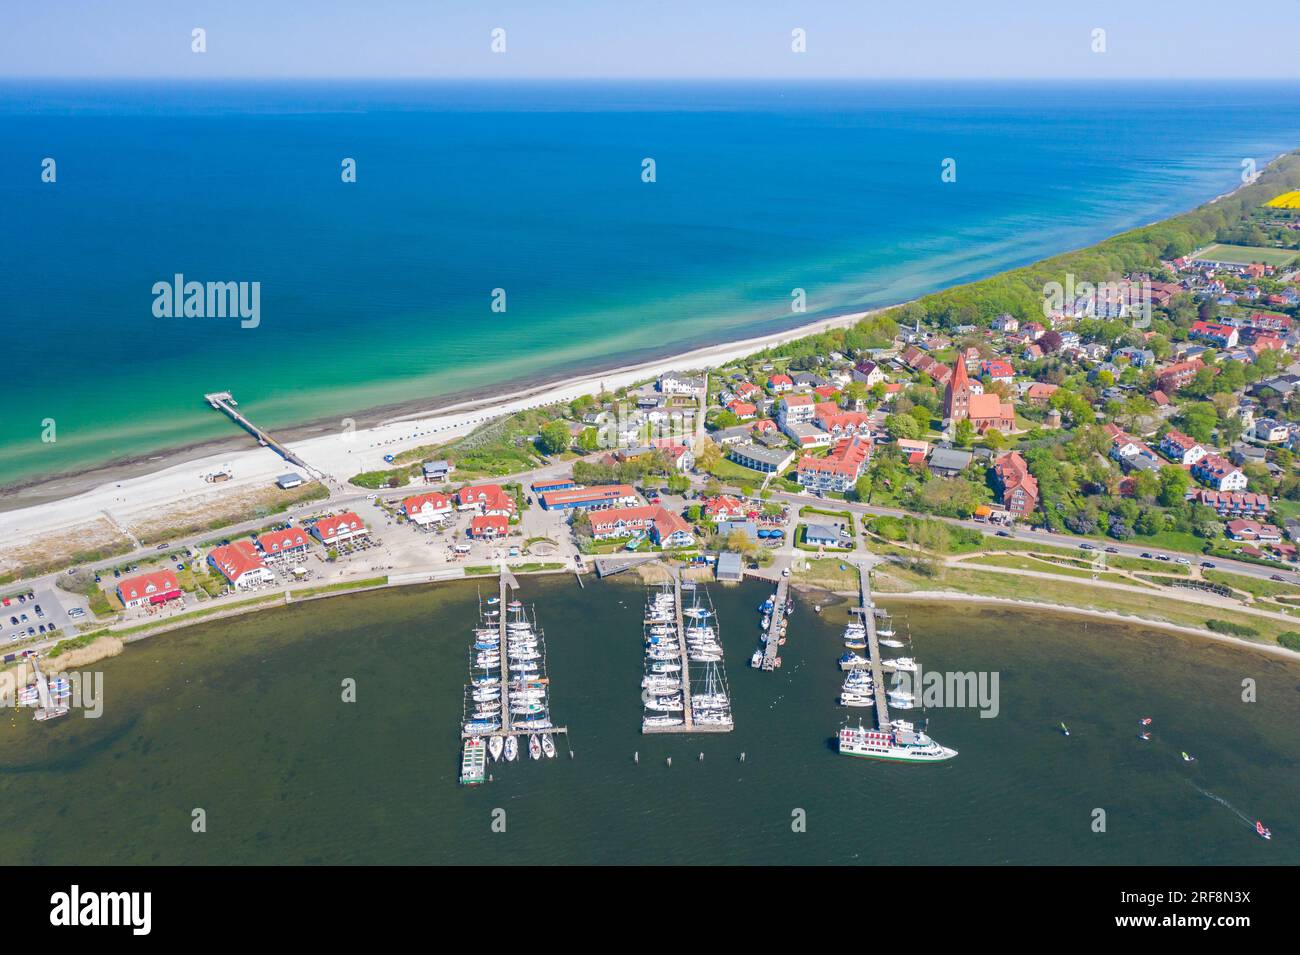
{"left": 928, "top": 447, "right": 973, "bottom": 477}
{"left": 1191, "top": 489, "right": 1270, "bottom": 519}
{"left": 311, "top": 511, "right": 369, "bottom": 546}
{"left": 1159, "top": 430, "right": 1208, "bottom": 465}
{"left": 1225, "top": 519, "right": 1282, "bottom": 543}
{"left": 658, "top": 371, "right": 705, "bottom": 396}
{"left": 116, "top": 570, "right": 181, "bottom": 609}
{"left": 208, "top": 540, "right": 276, "bottom": 589}
{"left": 469, "top": 514, "right": 509, "bottom": 539}
{"left": 1189, "top": 321, "right": 1240, "bottom": 348}
{"left": 1191, "top": 454, "right": 1248, "bottom": 492}
{"left": 1256, "top": 418, "right": 1289, "bottom": 443}
{"left": 702, "top": 495, "right": 749, "bottom": 522}
{"left": 991, "top": 451, "right": 1039, "bottom": 518}
{"left": 455, "top": 485, "right": 517, "bottom": 517}
{"left": 797, "top": 436, "right": 872, "bottom": 494}
{"left": 851, "top": 360, "right": 887, "bottom": 387}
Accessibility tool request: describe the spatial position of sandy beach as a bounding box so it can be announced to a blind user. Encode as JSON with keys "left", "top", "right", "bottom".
{"left": 0, "top": 306, "right": 873, "bottom": 560}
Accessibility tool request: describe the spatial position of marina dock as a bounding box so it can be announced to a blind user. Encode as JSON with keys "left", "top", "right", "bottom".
{"left": 761, "top": 577, "right": 788, "bottom": 671}
{"left": 203, "top": 391, "right": 323, "bottom": 480}
{"left": 641, "top": 570, "right": 733, "bottom": 734}
{"left": 854, "top": 564, "right": 891, "bottom": 731}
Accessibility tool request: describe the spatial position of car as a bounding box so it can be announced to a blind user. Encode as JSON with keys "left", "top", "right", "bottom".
{"left": 18, "top": 614, "right": 26, "bottom": 623}
{"left": 1176, "top": 557, "right": 1190, "bottom": 565}
{"left": 1270, "top": 574, "right": 1287, "bottom": 582}
{"left": 995, "top": 530, "right": 1011, "bottom": 538}
{"left": 1140, "top": 552, "right": 1152, "bottom": 559}
{"left": 7, "top": 617, "right": 15, "bottom": 626}
{"left": 781, "top": 567, "right": 791, "bottom": 577}
{"left": 1079, "top": 543, "right": 1096, "bottom": 550}
{"left": 1105, "top": 547, "right": 1119, "bottom": 554}
{"left": 33, "top": 604, "right": 42, "bottom": 616}
{"left": 1200, "top": 561, "right": 1217, "bottom": 569}
{"left": 1156, "top": 554, "right": 1170, "bottom": 561}
{"left": 25, "top": 627, "right": 34, "bottom": 636}
{"left": 156, "top": 543, "right": 168, "bottom": 550}
{"left": 113, "top": 569, "right": 121, "bottom": 578}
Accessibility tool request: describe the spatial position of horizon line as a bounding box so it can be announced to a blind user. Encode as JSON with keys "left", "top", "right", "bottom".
{"left": 4, "top": 75, "right": 1300, "bottom": 84}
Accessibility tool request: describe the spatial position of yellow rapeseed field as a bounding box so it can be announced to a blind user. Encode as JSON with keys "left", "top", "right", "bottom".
{"left": 1265, "top": 190, "right": 1300, "bottom": 209}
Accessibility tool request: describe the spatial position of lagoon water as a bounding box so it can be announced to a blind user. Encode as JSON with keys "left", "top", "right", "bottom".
{"left": 0, "top": 577, "right": 1295, "bottom": 865}
{"left": 3, "top": 80, "right": 1300, "bottom": 485}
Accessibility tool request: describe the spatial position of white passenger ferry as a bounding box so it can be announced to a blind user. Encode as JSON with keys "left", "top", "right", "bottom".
{"left": 837, "top": 720, "right": 957, "bottom": 763}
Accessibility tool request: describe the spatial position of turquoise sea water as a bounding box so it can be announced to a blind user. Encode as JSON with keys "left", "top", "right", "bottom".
{"left": 3, "top": 80, "right": 1300, "bottom": 486}
{"left": 0, "top": 578, "right": 1294, "bottom": 865}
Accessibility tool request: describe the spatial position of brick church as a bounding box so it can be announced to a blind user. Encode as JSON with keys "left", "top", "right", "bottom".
{"left": 943, "top": 359, "right": 1015, "bottom": 433}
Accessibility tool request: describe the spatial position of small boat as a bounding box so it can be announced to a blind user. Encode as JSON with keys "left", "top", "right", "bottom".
{"left": 486, "top": 596, "right": 500, "bottom": 605}
{"left": 1060, "top": 722, "right": 1070, "bottom": 737}
{"left": 1181, "top": 751, "right": 1196, "bottom": 762}
{"left": 504, "top": 735, "right": 518, "bottom": 761}
{"left": 488, "top": 735, "right": 504, "bottom": 761}
{"left": 1140, "top": 717, "right": 1153, "bottom": 726}
{"left": 888, "top": 657, "right": 918, "bottom": 672}
{"left": 750, "top": 650, "right": 763, "bottom": 668}
{"left": 839, "top": 653, "right": 869, "bottom": 670}
{"left": 1256, "top": 820, "right": 1272, "bottom": 840}
{"left": 541, "top": 733, "right": 556, "bottom": 758}
{"left": 879, "top": 639, "right": 905, "bottom": 648}
{"left": 761, "top": 614, "right": 771, "bottom": 628}
{"left": 460, "top": 737, "right": 487, "bottom": 786}
{"left": 529, "top": 734, "right": 542, "bottom": 760}
{"left": 1139, "top": 731, "right": 1151, "bottom": 741}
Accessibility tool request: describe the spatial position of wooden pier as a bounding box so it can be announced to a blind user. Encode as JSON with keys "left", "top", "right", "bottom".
{"left": 593, "top": 555, "right": 659, "bottom": 578}
{"left": 203, "top": 391, "right": 322, "bottom": 479}
{"left": 498, "top": 571, "right": 513, "bottom": 734}
{"left": 642, "top": 573, "right": 733, "bottom": 734}
{"left": 759, "top": 577, "right": 789, "bottom": 672}
{"left": 853, "top": 564, "right": 891, "bottom": 731}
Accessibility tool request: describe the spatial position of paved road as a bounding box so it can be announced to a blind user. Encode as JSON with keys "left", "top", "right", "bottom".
{"left": 763, "top": 488, "right": 1300, "bottom": 586}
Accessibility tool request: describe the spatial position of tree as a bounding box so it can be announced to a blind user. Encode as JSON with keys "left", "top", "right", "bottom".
{"left": 537, "top": 420, "right": 571, "bottom": 455}
{"left": 1158, "top": 465, "right": 1191, "bottom": 507}
{"left": 954, "top": 418, "right": 976, "bottom": 448}
{"left": 983, "top": 429, "right": 1006, "bottom": 451}
{"left": 885, "top": 413, "right": 922, "bottom": 441}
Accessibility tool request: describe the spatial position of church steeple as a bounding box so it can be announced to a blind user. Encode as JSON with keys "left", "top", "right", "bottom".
{"left": 944, "top": 358, "right": 972, "bottom": 422}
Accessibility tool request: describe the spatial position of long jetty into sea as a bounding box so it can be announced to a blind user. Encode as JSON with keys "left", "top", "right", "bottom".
{"left": 854, "top": 564, "right": 891, "bottom": 731}
{"left": 203, "top": 390, "right": 323, "bottom": 480}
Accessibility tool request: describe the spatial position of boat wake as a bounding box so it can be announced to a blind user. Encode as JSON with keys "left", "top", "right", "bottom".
{"left": 1189, "top": 782, "right": 1256, "bottom": 831}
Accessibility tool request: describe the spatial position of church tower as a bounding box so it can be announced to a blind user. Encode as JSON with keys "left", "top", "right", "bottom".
{"left": 944, "top": 358, "right": 972, "bottom": 423}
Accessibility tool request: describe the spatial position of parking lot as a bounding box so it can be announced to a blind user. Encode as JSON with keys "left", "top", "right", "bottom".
{"left": 2, "top": 585, "right": 74, "bottom": 642}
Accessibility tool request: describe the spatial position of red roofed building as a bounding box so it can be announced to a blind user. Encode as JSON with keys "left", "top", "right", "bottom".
{"left": 455, "top": 485, "right": 516, "bottom": 517}
{"left": 538, "top": 484, "right": 638, "bottom": 511}
{"left": 1159, "top": 429, "right": 1208, "bottom": 465}
{"left": 469, "top": 514, "right": 509, "bottom": 540}
{"left": 311, "top": 511, "right": 370, "bottom": 546}
{"left": 702, "top": 495, "right": 747, "bottom": 522}
{"left": 1191, "top": 454, "right": 1247, "bottom": 492}
{"left": 1225, "top": 519, "right": 1282, "bottom": 543}
{"left": 257, "top": 527, "right": 312, "bottom": 562}
{"left": 991, "top": 451, "right": 1039, "bottom": 518}
{"left": 1193, "top": 489, "right": 1270, "bottom": 518}
{"left": 980, "top": 359, "right": 1015, "bottom": 384}
{"left": 1156, "top": 359, "right": 1205, "bottom": 394}
{"left": 588, "top": 505, "right": 695, "bottom": 548}
{"left": 797, "top": 436, "right": 872, "bottom": 494}
{"left": 116, "top": 570, "right": 181, "bottom": 609}
{"left": 768, "top": 373, "right": 794, "bottom": 392}
{"left": 208, "top": 540, "right": 275, "bottom": 589}
{"left": 402, "top": 491, "right": 454, "bottom": 527}
{"left": 1024, "top": 382, "right": 1059, "bottom": 405}
{"left": 727, "top": 400, "right": 758, "bottom": 419}
{"left": 1189, "top": 321, "right": 1239, "bottom": 348}
{"left": 813, "top": 384, "right": 841, "bottom": 401}
{"left": 813, "top": 401, "right": 872, "bottom": 437}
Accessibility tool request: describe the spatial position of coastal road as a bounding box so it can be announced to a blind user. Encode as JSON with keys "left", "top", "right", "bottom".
{"left": 762, "top": 488, "right": 1299, "bottom": 586}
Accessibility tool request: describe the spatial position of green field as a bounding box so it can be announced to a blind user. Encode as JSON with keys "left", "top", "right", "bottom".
{"left": 1195, "top": 243, "right": 1298, "bottom": 268}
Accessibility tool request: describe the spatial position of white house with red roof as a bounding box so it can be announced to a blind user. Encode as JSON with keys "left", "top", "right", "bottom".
{"left": 455, "top": 485, "right": 516, "bottom": 517}
{"left": 208, "top": 540, "right": 276, "bottom": 589}
{"left": 702, "top": 495, "right": 748, "bottom": 522}
{"left": 1159, "top": 429, "right": 1209, "bottom": 465}
{"left": 812, "top": 401, "right": 872, "bottom": 437}
{"left": 587, "top": 505, "right": 695, "bottom": 547}
{"left": 257, "top": 527, "right": 312, "bottom": 563}
{"left": 402, "top": 491, "right": 454, "bottom": 527}
{"left": 797, "top": 436, "right": 872, "bottom": 494}
{"left": 1191, "top": 454, "right": 1248, "bottom": 492}
{"left": 311, "top": 511, "right": 370, "bottom": 546}
{"left": 768, "top": 373, "right": 794, "bottom": 392}
{"left": 469, "top": 514, "right": 509, "bottom": 539}
{"left": 116, "top": 570, "right": 182, "bottom": 609}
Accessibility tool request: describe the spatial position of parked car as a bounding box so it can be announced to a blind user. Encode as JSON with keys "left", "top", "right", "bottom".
{"left": 1140, "top": 552, "right": 1152, "bottom": 559}
{"left": 1270, "top": 574, "right": 1287, "bottom": 582}
{"left": 1200, "top": 561, "right": 1217, "bottom": 569}
{"left": 1079, "top": 543, "right": 1096, "bottom": 550}
{"left": 995, "top": 530, "right": 1011, "bottom": 538}
{"left": 1105, "top": 547, "right": 1119, "bottom": 554}
{"left": 1176, "top": 557, "right": 1190, "bottom": 565}
{"left": 1156, "top": 554, "right": 1170, "bottom": 561}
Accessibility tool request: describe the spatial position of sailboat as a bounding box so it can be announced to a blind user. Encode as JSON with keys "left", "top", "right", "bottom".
{"left": 1060, "top": 722, "right": 1070, "bottom": 737}
{"left": 529, "top": 734, "right": 542, "bottom": 760}
{"left": 541, "top": 733, "right": 556, "bottom": 758}
{"left": 488, "top": 735, "right": 504, "bottom": 761}
{"left": 504, "top": 735, "right": 518, "bottom": 761}
{"left": 1181, "top": 751, "right": 1196, "bottom": 762}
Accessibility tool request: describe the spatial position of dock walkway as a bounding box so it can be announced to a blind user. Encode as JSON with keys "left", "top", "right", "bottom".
{"left": 760, "top": 577, "right": 788, "bottom": 671}
{"left": 854, "top": 564, "right": 890, "bottom": 731}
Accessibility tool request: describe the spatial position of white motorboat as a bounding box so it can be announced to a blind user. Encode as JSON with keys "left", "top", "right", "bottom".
{"left": 879, "top": 639, "right": 905, "bottom": 648}
{"left": 889, "top": 657, "right": 918, "bottom": 672}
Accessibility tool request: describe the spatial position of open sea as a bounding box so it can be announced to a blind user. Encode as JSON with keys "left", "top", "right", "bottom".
{"left": 0, "top": 577, "right": 1295, "bottom": 865}
{"left": 3, "top": 80, "right": 1300, "bottom": 486}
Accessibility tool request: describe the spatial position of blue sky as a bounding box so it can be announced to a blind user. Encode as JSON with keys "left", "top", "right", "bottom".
{"left": 2, "top": 0, "right": 1297, "bottom": 80}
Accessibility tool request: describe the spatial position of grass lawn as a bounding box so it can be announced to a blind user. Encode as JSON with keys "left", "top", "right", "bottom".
{"left": 962, "top": 553, "right": 1125, "bottom": 582}
{"left": 793, "top": 557, "right": 861, "bottom": 592}
{"left": 1203, "top": 570, "right": 1300, "bottom": 600}
{"left": 1107, "top": 555, "right": 1190, "bottom": 575}
{"left": 1196, "top": 242, "right": 1299, "bottom": 268}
